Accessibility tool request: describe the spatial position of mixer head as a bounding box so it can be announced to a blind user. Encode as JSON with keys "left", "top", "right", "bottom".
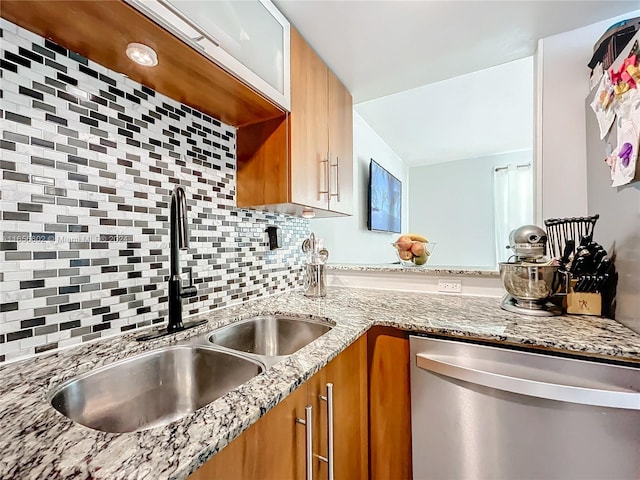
{"left": 508, "top": 225, "right": 548, "bottom": 261}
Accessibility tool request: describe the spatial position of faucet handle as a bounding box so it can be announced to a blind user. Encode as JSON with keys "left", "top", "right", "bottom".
{"left": 180, "top": 267, "right": 197, "bottom": 299}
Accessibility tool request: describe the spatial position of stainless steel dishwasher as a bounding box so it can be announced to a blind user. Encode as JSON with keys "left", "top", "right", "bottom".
{"left": 410, "top": 336, "right": 640, "bottom": 480}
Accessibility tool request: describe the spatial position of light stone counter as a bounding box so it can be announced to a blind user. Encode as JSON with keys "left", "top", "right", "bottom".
{"left": 1, "top": 287, "right": 639, "bottom": 480}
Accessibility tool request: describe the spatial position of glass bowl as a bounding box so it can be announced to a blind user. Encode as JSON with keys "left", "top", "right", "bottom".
{"left": 392, "top": 241, "right": 436, "bottom": 267}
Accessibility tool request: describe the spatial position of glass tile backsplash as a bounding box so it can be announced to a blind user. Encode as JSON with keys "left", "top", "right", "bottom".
{"left": 0, "top": 18, "right": 309, "bottom": 362}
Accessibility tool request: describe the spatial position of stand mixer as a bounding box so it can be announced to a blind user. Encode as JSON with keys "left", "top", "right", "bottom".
{"left": 499, "top": 225, "right": 566, "bottom": 316}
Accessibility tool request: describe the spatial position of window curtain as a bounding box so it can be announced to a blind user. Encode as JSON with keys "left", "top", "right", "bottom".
{"left": 494, "top": 164, "right": 533, "bottom": 263}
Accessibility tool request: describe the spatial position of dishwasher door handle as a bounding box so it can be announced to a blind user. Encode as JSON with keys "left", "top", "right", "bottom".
{"left": 416, "top": 353, "right": 640, "bottom": 410}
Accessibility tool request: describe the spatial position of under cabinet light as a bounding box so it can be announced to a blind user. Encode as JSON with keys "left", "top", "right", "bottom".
{"left": 301, "top": 208, "right": 316, "bottom": 219}
{"left": 126, "top": 43, "right": 158, "bottom": 67}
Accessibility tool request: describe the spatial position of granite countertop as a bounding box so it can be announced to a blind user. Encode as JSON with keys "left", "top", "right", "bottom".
{"left": 327, "top": 263, "right": 501, "bottom": 277}
{"left": 2, "top": 287, "right": 640, "bottom": 480}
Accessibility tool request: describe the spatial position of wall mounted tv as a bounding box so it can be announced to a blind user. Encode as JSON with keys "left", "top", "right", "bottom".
{"left": 368, "top": 159, "right": 402, "bottom": 233}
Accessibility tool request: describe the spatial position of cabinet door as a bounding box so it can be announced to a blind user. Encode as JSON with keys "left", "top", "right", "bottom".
{"left": 308, "top": 335, "right": 368, "bottom": 480}
{"left": 368, "top": 327, "right": 412, "bottom": 480}
{"left": 289, "top": 28, "right": 330, "bottom": 210}
{"left": 189, "top": 383, "right": 308, "bottom": 480}
{"left": 127, "top": 0, "right": 291, "bottom": 110}
{"left": 327, "top": 70, "right": 354, "bottom": 215}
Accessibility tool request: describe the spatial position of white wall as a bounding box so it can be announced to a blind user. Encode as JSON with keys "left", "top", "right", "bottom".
{"left": 309, "top": 112, "right": 409, "bottom": 264}
{"left": 409, "top": 150, "right": 532, "bottom": 268}
{"left": 537, "top": 10, "right": 640, "bottom": 222}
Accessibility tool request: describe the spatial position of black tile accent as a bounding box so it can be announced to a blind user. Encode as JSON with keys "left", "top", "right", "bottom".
{"left": 0, "top": 242, "right": 17, "bottom": 251}
{"left": 57, "top": 90, "right": 78, "bottom": 104}
{"left": 7, "top": 329, "right": 33, "bottom": 342}
{"left": 4, "top": 50, "right": 30, "bottom": 67}
{"left": 45, "top": 39, "right": 67, "bottom": 55}
{"left": 18, "top": 47, "right": 44, "bottom": 64}
{"left": 99, "top": 73, "right": 117, "bottom": 86}
{"left": 60, "top": 320, "right": 81, "bottom": 330}
{"left": 0, "top": 302, "right": 18, "bottom": 312}
{"left": 45, "top": 113, "right": 67, "bottom": 126}
{"left": 59, "top": 302, "right": 80, "bottom": 313}
{"left": 79, "top": 64, "right": 99, "bottom": 78}
{"left": 18, "top": 86, "right": 43, "bottom": 101}
{"left": 0, "top": 59, "right": 18, "bottom": 72}
{"left": 56, "top": 72, "right": 78, "bottom": 86}
{"left": 20, "top": 279, "right": 45, "bottom": 289}
{"left": 79, "top": 116, "right": 98, "bottom": 127}
{"left": 35, "top": 342, "right": 59, "bottom": 354}
{"left": 21, "top": 317, "right": 45, "bottom": 329}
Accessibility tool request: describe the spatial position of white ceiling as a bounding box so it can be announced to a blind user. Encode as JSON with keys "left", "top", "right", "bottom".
{"left": 274, "top": 1, "right": 639, "bottom": 167}
{"left": 355, "top": 56, "right": 534, "bottom": 165}
{"left": 274, "top": 0, "right": 640, "bottom": 103}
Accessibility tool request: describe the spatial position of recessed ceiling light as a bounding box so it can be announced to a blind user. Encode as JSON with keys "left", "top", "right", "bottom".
{"left": 126, "top": 43, "right": 158, "bottom": 67}
{"left": 301, "top": 208, "right": 316, "bottom": 219}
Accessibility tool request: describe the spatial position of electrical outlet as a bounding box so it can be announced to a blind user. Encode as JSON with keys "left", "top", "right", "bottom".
{"left": 438, "top": 279, "right": 462, "bottom": 293}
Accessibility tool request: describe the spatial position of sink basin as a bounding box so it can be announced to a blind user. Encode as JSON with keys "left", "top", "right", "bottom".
{"left": 208, "top": 315, "right": 333, "bottom": 357}
{"left": 49, "top": 346, "right": 263, "bottom": 433}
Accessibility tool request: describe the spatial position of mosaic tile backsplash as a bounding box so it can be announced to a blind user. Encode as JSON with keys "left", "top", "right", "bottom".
{"left": 0, "top": 19, "right": 310, "bottom": 362}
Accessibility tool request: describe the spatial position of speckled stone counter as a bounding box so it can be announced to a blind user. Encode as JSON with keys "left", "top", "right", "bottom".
{"left": 327, "top": 263, "right": 501, "bottom": 277}
{"left": 1, "top": 287, "right": 639, "bottom": 480}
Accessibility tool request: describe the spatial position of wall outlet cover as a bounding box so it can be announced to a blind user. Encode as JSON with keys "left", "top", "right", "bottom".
{"left": 438, "top": 279, "right": 462, "bottom": 293}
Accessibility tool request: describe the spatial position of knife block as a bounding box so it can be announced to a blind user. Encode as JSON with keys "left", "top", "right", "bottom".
{"left": 566, "top": 280, "right": 602, "bottom": 315}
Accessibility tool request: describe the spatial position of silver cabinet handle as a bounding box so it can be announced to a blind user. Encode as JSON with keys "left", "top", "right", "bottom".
{"left": 296, "top": 405, "right": 313, "bottom": 480}
{"left": 156, "top": 0, "right": 221, "bottom": 47}
{"left": 416, "top": 353, "right": 640, "bottom": 410}
{"left": 330, "top": 157, "right": 340, "bottom": 201}
{"left": 319, "top": 154, "right": 330, "bottom": 196}
{"left": 318, "top": 383, "right": 334, "bottom": 480}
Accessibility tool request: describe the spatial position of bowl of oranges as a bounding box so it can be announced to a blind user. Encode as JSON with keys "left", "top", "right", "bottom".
{"left": 392, "top": 233, "right": 435, "bottom": 267}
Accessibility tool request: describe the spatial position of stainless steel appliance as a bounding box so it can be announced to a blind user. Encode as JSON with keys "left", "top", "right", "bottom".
{"left": 410, "top": 336, "right": 640, "bottom": 480}
{"left": 499, "top": 225, "right": 565, "bottom": 316}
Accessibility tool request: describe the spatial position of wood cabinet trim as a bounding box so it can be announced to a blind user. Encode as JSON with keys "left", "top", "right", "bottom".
{"left": 0, "top": 0, "right": 283, "bottom": 128}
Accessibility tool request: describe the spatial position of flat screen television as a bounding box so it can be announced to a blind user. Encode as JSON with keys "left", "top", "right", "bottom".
{"left": 368, "top": 159, "right": 401, "bottom": 233}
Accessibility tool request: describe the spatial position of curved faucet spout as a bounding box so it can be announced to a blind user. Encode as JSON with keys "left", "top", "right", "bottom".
{"left": 168, "top": 186, "right": 197, "bottom": 332}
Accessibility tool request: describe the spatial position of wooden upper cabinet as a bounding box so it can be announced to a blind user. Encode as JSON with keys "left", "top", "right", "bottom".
{"left": 327, "top": 70, "right": 354, "bottom": 215}
{"left": 289, "top": 27, "right": 330, "bottom": 211}
{"left": 236, "top": 28, "right": 354, "bottom": 218}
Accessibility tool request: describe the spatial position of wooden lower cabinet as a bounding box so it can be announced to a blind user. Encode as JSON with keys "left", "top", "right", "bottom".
{"left": 188, "top": 381, "right": 307, "bottom": 480}
{"left": 189, "top": 335, "right": 368, "bottom": 480}
{"left": 367, "top": 327, "right": 413, "bottom": 480}
{"left": 308, "top": 335, "right": 368, "bottom": 480}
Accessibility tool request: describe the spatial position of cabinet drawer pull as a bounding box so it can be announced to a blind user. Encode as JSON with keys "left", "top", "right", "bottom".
{"left": 319, "top": 383, "right": 335, "bottom": 480}
{"left": 296, "top": 405, "right": 314, "bottom": 480}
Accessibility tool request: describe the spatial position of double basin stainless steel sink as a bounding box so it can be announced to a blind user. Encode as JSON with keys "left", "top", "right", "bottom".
{"left": 50, "top": 315, "right": 333, "bottom": 433}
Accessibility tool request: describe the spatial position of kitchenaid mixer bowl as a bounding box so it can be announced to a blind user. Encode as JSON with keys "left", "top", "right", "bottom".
{"left": 499, "top": 263, "right": 565, "bottom": 309}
